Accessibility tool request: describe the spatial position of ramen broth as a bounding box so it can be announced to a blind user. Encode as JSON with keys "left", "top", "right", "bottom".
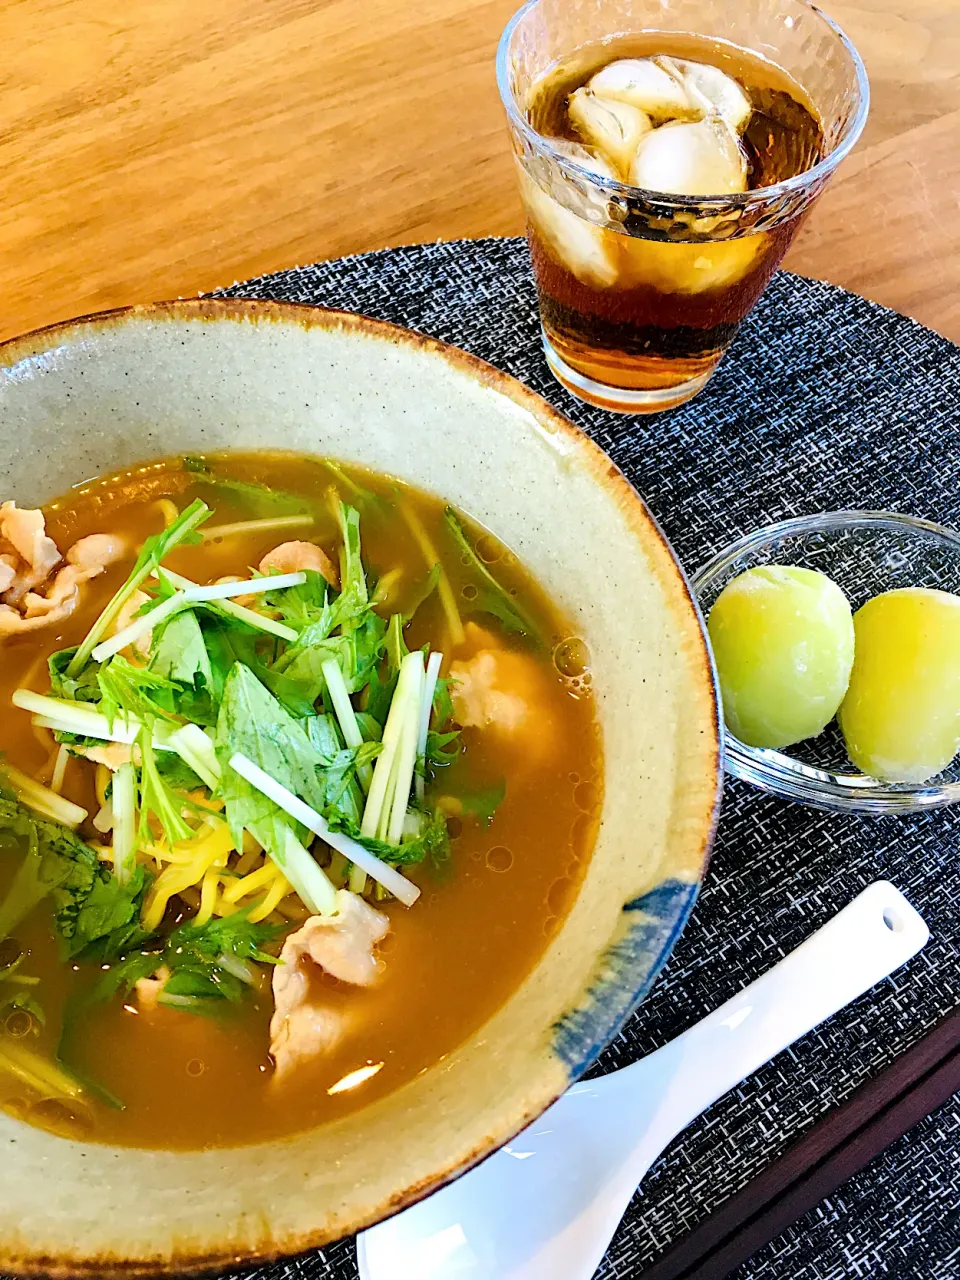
{"left": 0, "top": 453, "right": 601, "bottom": 1149}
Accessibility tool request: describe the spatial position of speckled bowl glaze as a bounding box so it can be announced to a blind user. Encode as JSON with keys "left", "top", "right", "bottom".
{"left": 0, "top": 300, "right": 721, "bottom": 1277}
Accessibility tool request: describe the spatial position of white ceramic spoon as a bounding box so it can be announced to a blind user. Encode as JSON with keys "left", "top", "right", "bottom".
{"left": 357, "top": 880, "right": 928, "bottom": 1280}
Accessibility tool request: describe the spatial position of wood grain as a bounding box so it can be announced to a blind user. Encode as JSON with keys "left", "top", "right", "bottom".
{"left": 0, "top": 0, "right": 957, "bottom": 345}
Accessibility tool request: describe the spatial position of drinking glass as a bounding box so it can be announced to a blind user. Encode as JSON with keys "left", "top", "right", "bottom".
{"left": 496, "top": 0, "right": 869, "bottom": 414}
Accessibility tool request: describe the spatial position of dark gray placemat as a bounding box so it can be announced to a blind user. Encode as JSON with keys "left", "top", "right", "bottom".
{"left": 209, "top": 239, "right": 960, "bottom": 1280}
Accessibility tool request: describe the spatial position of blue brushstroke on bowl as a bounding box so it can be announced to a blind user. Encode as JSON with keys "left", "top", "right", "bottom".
{"left": 551, "top": 878, "right": 700, "bottom": 1077}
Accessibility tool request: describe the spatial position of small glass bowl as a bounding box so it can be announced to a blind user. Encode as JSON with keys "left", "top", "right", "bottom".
{"left": 691, "top": 511, "right": 960, "bottom": 815}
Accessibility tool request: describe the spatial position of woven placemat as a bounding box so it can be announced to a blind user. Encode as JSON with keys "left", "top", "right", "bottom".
{"left": 219, "top": 239, "right": 960, "bottom": 1280}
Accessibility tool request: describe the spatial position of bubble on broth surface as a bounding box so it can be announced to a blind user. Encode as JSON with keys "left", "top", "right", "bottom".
{"left": 186, "top": 1058, "right": 206, "bottom": 1078}
{"left": 476, "top": 534, "right": 502, "bottom": 564}
{"left": 3, "top": 1009, "right": 36, "bottom": 1039}
{"left": 547, "top": 877, "right": 575, "bottom": 915}
{"left": 574, "top": 781, "right": 599, "bottom": 812}
{"left": 2, "top": 1095, "right": 31, "bottom": 1124}
{"left": 30, "top": 1098, "right": 93, "bottom": 1140}
{"left": 554, "top": 636, "right": 591, "bottom": 678}
{"left": 486, "top": 846, "right": 514, "bottom": 873}
{"left": 462, "top": 583, "right": 478, "bottom": 601}
{"left": 571, "top": 811, "right": 597, "bottom": 855}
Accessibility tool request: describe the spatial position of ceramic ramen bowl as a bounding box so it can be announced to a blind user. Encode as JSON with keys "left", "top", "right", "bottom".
{"left": 0, "top": 299, "right": 721, "bottom": 1276}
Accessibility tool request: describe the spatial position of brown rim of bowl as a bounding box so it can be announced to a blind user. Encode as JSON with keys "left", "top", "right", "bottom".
{"left": 0, "top": 296, "right": 722, "bottom": 1277}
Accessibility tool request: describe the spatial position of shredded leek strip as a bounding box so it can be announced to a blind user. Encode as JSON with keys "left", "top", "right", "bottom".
{"left": 399, "top": 501, "right": 465, "bottom": 647}
{"left": 50, "top": 745, "right": 69, "bottom": 795}
{"left": 377, "top": 738, "right": 405, "bottom": 843}
{"left": 416, "top": 650, "right": 443, "bottom": 803}
{"left": 328, "top": 850, "right": 350, "bottom": 888}
{"left": 151, "top": 567, "right": 297, "bottom": 642}
{"left": 69, "top": 500, "right": 210, "bottom": 676}
{"left": 222, "top": 862, "right": 277, "bottom": 905}
{"left": 14, "top": 689, "right": 143, "bottom": 743}
{"left": 0, "top": 1040, "right": 89, "bottom": 1105}
{"left": 112, "top": 762, "right": 138, "bottom": 887}
{"left": 93, "top": 801, "right": 114, "bottom": 835}
{"left": 322, "top": 657, "right": 373, "bottom": 792}
{"left": 361, "top": 660, "right": 411, "bottom": 837}
{"left": 201, "top": 514, "right": 314, "bottom": 541}
{"left": 247, "top": 871, "right": 292, "bottom": 924}
{"left": 347, "top": 863, "right": 368, "bottom": 896}
{"left": 229, "top": 752, "right": 420, "bottom": 908}
{"left": 276, "top": 826, "right": 338, "bottom": 917}
{"left": 160, "top": 723, "right": 221, "bottom": 790}
{"left": 388, "top": 668, "right": 423, "bottom": 844}
{"left": 216, "top": 950, "right": 258, "bottom": 986}
{"left": 181, "top": 571, "right": 306, "bottom": 601}
{"left": 2, "top": 765, "right": 88, "bottom": 828}
{"left": 325, "top": 485, "right": 343, "bottom": 524}
{"left": 362, "top": 651, "right": 424, "bottom": 843}
{"left": 92, "top": 591, "right": 184, "bottom": 663}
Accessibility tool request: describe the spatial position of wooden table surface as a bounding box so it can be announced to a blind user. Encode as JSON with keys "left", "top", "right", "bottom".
{"left": 1, "top": 0, "right": 958, "bottom": 345}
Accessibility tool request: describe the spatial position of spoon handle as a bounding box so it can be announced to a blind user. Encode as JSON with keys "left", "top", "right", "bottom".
{"left": 356, "top": 882, "right": 929, "bottom": 1280}
{"left": 625, "top": 880, "right": 929, "bottom": 1155}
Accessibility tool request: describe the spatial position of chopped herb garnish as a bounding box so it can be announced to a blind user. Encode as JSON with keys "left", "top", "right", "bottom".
{"left": 443, "top": 507, "right": 542, "bottom": 643}
{"left": 67, "top": 499, "right": 211, "bottom": 676}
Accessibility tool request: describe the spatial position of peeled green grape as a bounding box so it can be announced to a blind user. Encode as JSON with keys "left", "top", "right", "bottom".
{"left": 707, "top": 565, "right": 855, "bottom": 749}
{"left": 838, "top": 587, "right": 960, "bottom": 783}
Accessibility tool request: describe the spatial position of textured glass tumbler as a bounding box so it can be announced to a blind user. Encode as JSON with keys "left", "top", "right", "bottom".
{"left": 496, "top": 0, "right": 869, "bottom": 414}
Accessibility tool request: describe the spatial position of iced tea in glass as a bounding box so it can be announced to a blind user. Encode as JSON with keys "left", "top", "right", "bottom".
{"left": 497, "top": 0, "right": 869, "bottom": 413}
